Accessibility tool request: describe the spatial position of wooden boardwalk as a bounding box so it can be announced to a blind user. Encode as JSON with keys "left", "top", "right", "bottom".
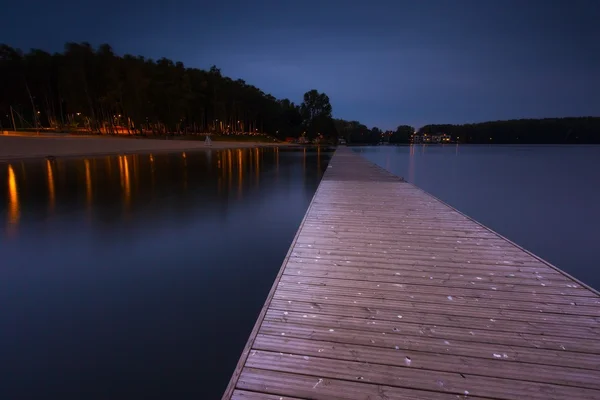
{"left": 223, "top": 147, "right": 600, "bottom": 400}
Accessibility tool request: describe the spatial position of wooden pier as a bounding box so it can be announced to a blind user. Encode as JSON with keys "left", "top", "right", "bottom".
{"left": 223, "top": 147, "right": 600, "bottom": 400}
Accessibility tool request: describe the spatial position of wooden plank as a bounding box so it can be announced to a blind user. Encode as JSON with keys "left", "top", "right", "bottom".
{"left": 223, "top": 148, "right": 600, "bottom": 399}
{"left": 295, "top": 237, "right": 523, "bottom": 253}
{"left": 272, "top": 291, "right": 600, "bottom": 324}
{"left": 287, "top": 255, "right": 564, "bottom": 276}
{"left": 285, "top": 260, "right": 568, "bottom": 283}
{"left": 245, "top": 351, "right": 600, "bottom": 400}
{"left": 268, "top": 298, "right": 600, "bottom": 341}
{"left": 259, "top": 321, "right": 600, "bottom": 371}
{"left": 283, "top": 267, "right": 593, "bottom": 297}
{"left": 289, "top": 249, "right": 546, "bottom": 268}
{"left": 285, "top": 259, "right": 563, "bottom": 281}
{"left": 253, "top": 335, "right": 600, "bottom": 389}
{"left": 231, "top": 390, "right": 305, "bottom": 400}
{"left": 237, "top": 368, "right": 469, "bottom": 400}
{"left": 294, "top": 239, "right": 542, "bottom": 257}
{"left": 263, "top": 310, "right": 600, "bottom": 354}
{"left": 275, "top": 283, "right": 600, "bottom": 316}
{"left": 278, "top": 275, "right": 600, "bottom": 306}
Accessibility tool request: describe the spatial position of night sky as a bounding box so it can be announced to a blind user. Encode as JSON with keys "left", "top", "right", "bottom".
{"left": 3, "top": 0, "right": 599, "bottom": 129}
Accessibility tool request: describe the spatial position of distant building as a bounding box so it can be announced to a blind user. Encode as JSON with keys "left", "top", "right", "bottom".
{"left": 412, "top": 133, "right": 451, "bottom": 144}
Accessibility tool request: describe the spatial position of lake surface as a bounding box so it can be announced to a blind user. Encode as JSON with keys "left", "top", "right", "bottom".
{"left": 0, "top": 147, "right": 332, "bottom": 399}
{"left": 357, "top": 145, "right": 600, "bottom": 291}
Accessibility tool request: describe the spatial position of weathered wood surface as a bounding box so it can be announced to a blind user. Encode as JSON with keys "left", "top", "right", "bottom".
{"left": 223, "top": 147, "right": 600, "bottom": 400}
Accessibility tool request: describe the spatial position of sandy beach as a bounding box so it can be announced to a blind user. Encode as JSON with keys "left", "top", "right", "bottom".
{"left": 0, "top": 133, "right": 284, "bottom": 161}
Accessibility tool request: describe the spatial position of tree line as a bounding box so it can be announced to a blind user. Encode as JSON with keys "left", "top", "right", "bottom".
{"left": 334, "top": 120, "right": 415, "bottom": 145}
{"left": 338, "top": 117, "right": 600, "bottom": 145}
{"left": 0, "top": 43, "right": 336, "bottom": 141}
{"left": 2, "top": 43, "right": 597, "bottom": 145}
{"left": 418, "top": 118, "right": 600, "bottom": 144}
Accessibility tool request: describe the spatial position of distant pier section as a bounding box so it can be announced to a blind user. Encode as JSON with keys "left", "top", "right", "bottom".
{"left": 223, "top": 147, "right": 600, "bottom": 400}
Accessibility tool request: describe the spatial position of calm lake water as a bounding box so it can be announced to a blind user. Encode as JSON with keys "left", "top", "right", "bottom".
{"left": 0, "top": 147, "right": 332, "bottom": 399}
{"left": 357, "top": 145, "right": 600, "bottom": 291}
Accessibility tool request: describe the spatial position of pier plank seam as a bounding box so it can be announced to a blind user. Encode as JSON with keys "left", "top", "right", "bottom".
{"left": 222, "top": 147, "right": 600, "bottom": 400}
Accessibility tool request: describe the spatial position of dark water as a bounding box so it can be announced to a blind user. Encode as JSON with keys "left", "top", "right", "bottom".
{"left": 357, "top": 145, "right": 600, "bottom": 291}
{"left": 0, "top": 147, "right": 332, "bottom": 399}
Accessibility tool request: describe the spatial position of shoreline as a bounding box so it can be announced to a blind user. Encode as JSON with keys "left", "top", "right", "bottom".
{"left": 0, "top": 134, "right": 291, "bottom": 162}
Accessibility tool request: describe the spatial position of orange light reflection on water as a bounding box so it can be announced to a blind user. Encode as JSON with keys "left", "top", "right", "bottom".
{"left": 84, "top": 159, "right": 92, "bottom": 206}
{"left": 254, "top": 147, "right": 260, "bottom": 184}
{"left": 237, "top": 149, "right": 243, "bottom": 198}
{"left": 7, "top": 165, "right": 20, "bottom": 226}
{"left": 227, "top": 149, "right": 233, "bottom": 192}
{"left": 46, "top": 160, "right": 55, "bottom": 212}
{"left": 118, "top": 155, "right": 131, "bottom": 208}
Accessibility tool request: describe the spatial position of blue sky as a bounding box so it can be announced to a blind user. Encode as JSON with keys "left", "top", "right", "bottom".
{"left": 3, "top": 0, "right": 599, "bottom": 129}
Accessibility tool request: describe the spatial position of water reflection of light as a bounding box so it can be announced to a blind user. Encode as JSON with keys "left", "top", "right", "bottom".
{"left": 84, "top": 159, "right": 92, "bottom": 206}
{"left": 133, "top": 154, "right": 139, "bottom": 186}
{"left": 7, "top": 164, "right": 20, "bottom": 226}
{"left": 303, "top": 147, "right": 306, "bottom": 172}
{"left": 248, "top": 148, "right": 253, "bottom": 173}
{"left": 119, "top": 155, "right": 131, "bottom": 207}
{"left": 149, "top": 154, "right": 156, "bottom": 191}
{"left": 118, "top": 156, "right": 124, "bottom": 188}
{"left": 237, "top": 149, "right": 243, "bottom": 198}
{"left": 183, "top": 152, "right": 188, "bottom": 190}
{"left": 317, "top": 146, "right": 321, "bottom": 172}
{"left": 20, "top": 162, "right": 26, "bottom": 181}
{"left": 408, "top": 144, "right": 415, "bottom": 183}
{"left": 124, "top": 156, "right": 131, "bottom": 205}
{"left": 46, "top": 159, "right": 55, "bottom": 211}
{"left": 217, "top": 152, "right": 222, "bottom": 194}
{"left": 254, "top": 147, "right": 260, "bottom": 184}
{"left": 227, "top": 149, "right": 233, "bottom": 192}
